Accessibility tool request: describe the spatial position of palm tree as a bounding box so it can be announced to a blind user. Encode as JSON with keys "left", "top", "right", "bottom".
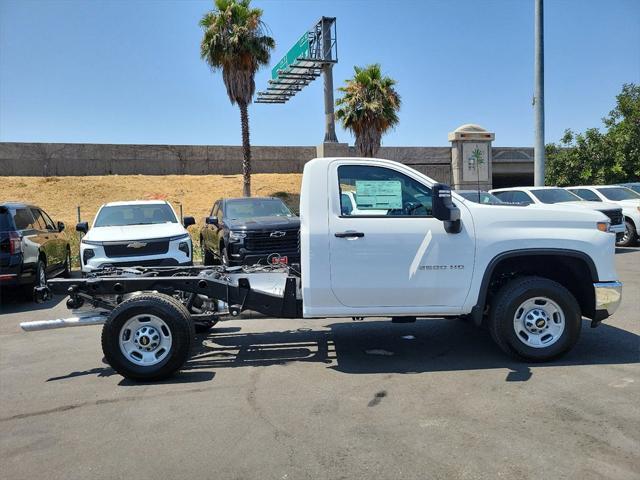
{"left": 200, "top": 0, "right": 275, "bottom": 197}
{"left": 335, "top": 64, "right": 401, "bottom": 157}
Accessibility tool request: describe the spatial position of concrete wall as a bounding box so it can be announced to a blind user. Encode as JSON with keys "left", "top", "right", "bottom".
{"left": 0, "top": 142, "right": 532, "bottom": 187}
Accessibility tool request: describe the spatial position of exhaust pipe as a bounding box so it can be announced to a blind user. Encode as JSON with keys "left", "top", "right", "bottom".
{"left": 20, "top": 315, "right": 107, "bottom": 332}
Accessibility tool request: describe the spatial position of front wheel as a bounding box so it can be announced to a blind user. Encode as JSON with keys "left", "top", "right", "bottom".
{"left": 616, "top": 220, "right": 637, "bottom": 247}
{"left": 488, "top": 276, "right": 581, "bottom": 362}
{"left": 62, "top": 248, "right": 71, "bottom": 278}
{"left": 101, "top": 293, "right": 195, "bottom": 381}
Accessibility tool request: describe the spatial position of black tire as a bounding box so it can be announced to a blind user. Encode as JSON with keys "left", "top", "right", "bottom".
{"left": 221, "top": 245, "right": 231, "bottom": 267}
{"left": 488, "top": 276, "right": 582, "bottom": 362}
{"left": 62, "top": 247, "right": 71, "bottom": 278}
{"left": 201, "top": 238, "right": 216, "bottom": 266}
{"left": 101, "top": 293, "right": 195, "bottom": 381}
{"left": 616, "top": 220, "right": 637, "bottom": 247}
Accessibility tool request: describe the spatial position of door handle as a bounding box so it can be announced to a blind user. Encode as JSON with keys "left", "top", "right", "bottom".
{"left": 334, "top": 231, "right": 364, "bottom": 238}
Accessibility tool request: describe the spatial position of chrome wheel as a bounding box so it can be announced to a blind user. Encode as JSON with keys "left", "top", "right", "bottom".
{"left": 118, "top": 314, "right": 172, "bottom": 366}
{"left": 513, "top": 296, "right": 565, "bottom": 348}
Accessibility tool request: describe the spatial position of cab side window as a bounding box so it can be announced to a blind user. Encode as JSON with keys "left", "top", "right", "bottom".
{"left": 13, "top": 208, "right": 37, "bottom": 230}
{"left": 40, "top": 210, "right": 57, "bottom": 230}
{"left": 572, "top": 189, "right": 601, "bottom": 202}
{"left": 338, "top": 165, "right": 432, "bottom": 217}
{"left": 511, "top": 191, "right": 532, "bottom": 204}
{"left": 30, "top": 209, "right": 48, "bottom": 230}
{"left": 493, "top": 191, "right": 513, "bottom": 203}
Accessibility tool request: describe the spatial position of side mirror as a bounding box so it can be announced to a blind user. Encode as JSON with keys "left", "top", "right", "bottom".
{"left": 57, "top": 221, "right": 65, "bottom": 232}
{"left": 183, "top": 216, "right": 196, "bottom": 228}
{"left": 432, "top": 183, "right": 461, "bottom": 234}
{"left": 76, "top": 222, "right": 88, "bottom": 234}
{"left": 205, "top": 216, "right": 219, "bottom": 226}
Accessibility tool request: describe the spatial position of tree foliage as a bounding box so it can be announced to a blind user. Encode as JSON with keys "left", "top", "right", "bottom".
{"left": 200, "top": 0, "right": 275, "bottom": 196}
{"left": 335, "top": 64, "right": 401, "bottom": 157}
{"left": 546, "top": 83, "right": 640, "bottom": 186}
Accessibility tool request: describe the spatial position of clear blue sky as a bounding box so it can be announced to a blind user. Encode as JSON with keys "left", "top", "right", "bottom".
{"left": 1, "top": 0, "right": 638, "bottom": 147}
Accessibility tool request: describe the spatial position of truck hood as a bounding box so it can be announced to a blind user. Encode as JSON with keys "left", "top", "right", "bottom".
{"left": 85, "top": 223, "right": 188, "bottom": 242}
{"left": 225, "top": 216, "right": 300, "bottom": 231}
{"left": 559, "top": 201, "right": 622, "bottom": 211}
{"left": 617, "top": 199, "right": 640, "bottom": 207}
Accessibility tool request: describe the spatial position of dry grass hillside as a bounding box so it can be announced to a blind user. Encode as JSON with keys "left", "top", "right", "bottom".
{"left": 1, "top": 174, "right": 302, "bottom": 266}
{"left": 1, "top": 174, "right": 303, "bottom": 226}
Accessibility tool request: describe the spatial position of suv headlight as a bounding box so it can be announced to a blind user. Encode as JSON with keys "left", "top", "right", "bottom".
{"left": 229, "top": 231, "right": 247, "bottom": 242}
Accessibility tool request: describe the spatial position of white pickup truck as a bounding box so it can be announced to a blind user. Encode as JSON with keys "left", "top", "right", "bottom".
{"left": 22, "top": 157, "right": 623, "bottom": 382}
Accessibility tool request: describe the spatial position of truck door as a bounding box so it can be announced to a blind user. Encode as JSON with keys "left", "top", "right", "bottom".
{"left": 328, "top": 162, "right": 475, "bottom": 309}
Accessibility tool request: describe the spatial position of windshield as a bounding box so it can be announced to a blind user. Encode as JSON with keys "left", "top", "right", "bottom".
{"left": 597, "top": 187, "right": 640, "bottom": 201}
{"left": 623, "top": 184, "right": 640, "bottom": 194}
{"left": 225, "top": 199, "right": 293, "bottom": 220}
{"left": 531, "top": 189, "right": 582, "bottom": 204}
{"left": 94, "top": 204, "right": 177, "bottom": 227}
{"left": 459, "top": 192, "right": 504, "bottom": 204}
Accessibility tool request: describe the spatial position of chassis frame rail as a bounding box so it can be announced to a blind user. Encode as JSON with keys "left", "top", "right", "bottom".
{"left": 45, "top": 273, "right": 302, "bottom": 319}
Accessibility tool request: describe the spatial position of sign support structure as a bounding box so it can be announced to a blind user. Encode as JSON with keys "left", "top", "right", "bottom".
{"left": 256, "top": 17, "right": 339, "bottom": 143}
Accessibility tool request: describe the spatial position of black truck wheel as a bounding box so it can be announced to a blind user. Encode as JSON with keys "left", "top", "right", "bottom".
{"left": 488, "top": 276, "right": 581, "bottom": 362}
{"left": 201, "top": 239, "right": 216, "bottom": 265}
{"left": 616, "top": 220, "right": 637, "bottom": 247}
{"left": 101, "top": 293, "right": 195, "bottom": 381}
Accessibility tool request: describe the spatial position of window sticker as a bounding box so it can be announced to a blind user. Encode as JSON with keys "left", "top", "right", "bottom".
{"left": 355, "top": 180, "right": 402, "bottom": 210}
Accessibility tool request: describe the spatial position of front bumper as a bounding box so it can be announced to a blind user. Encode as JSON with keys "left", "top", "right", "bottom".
{"left": 593, "top": 281, "right": 623, "bottom": 321}
{"left": 609, "top": 223, "right": 626, "bottom": 234}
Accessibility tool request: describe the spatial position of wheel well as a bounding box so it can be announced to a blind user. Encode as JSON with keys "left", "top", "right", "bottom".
{"left": 624, "top": 215, "right": 636, "bottom": 228}
{"left": 480, "top": 253, "right": 596, "bottom": 321}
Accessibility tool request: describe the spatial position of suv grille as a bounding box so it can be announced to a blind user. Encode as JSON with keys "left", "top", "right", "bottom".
{"left": 600, "top": 209, "right": 623, "bottom": 226}
{"left": 104, "top": 239, "right": 169, "bottom": 258}
{"left": 244, "top": 228, "right": 299, "bottom": 253}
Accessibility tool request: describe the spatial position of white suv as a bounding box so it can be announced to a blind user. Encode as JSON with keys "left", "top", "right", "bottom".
{"left": 489, "top": 186, "right": 625, "bottom": 239}
{"left": 76, "top": 201, "right": 195, "bottom": 273}
{"left": 565, "top": 185, "right": 640, "bottom": 247}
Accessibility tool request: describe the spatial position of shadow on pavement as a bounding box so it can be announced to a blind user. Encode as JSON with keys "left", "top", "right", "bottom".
{"left": 615, "top": 247, "right": 639, "bottom": 254}
{"left": 185, "top": 318, "right": 639, "bottom": 382}
{"left": 0, "top": 289, "right": 65, "bottom": 314}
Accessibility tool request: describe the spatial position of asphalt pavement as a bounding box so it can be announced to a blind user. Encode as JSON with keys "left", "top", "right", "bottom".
{"left": 1, "top": 249, "right": 638, "bottom": 480}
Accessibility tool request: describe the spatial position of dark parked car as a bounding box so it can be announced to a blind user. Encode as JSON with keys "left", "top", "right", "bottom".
{"left": 0, "top": 202, "right": 71, "bottom": 298}
{"left": 200, "top": 197, "right": 300, "bottom": 266}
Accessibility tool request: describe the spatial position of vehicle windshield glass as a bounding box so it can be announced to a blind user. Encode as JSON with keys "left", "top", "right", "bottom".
{"left": 624, "top": 184, "right": 640, "bottom": 194}
{"left": 94, "top": 204, "right": 177, "bottom": 227}
{"left": 597, "top": 187, "right": 640, "bottom": 201}
{"left": 225, "top": 199, "right": 293, "bottom": 219}
{"left": 459, "top": 192, "right": 504, "bottom": 204}
{"left": 531, "top": 189, "right": 581, "bottom": 204}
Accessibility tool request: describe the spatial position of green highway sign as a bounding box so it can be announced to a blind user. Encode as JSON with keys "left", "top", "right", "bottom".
{"left": 271, "top": 32, "right": 310, "bottom": 80}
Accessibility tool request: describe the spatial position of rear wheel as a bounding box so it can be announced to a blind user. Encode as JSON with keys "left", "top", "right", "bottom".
{"left": 488, "top": 276, "right": 581, "bottom": 361}
{"left": 101, "top": 293, "right": 195, "bottom": 381}
{"left": 616, "top": 220, "right": 637, "bottom": 247}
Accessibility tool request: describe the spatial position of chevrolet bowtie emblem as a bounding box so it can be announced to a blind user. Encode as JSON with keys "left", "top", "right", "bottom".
{"left": 270, "top": 231, "right": 286, "bottom": 238}
{"left": 127, "top": 241, "right": 147, "bottom": 249}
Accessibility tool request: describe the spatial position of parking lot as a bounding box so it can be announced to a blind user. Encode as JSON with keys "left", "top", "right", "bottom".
{"left": 0, "top": 248, "right": 638, "bottom": 480}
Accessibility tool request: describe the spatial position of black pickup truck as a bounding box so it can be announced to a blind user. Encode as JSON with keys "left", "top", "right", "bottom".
{"left": 200, "top": 197, "right": 300, "bottom": 267}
